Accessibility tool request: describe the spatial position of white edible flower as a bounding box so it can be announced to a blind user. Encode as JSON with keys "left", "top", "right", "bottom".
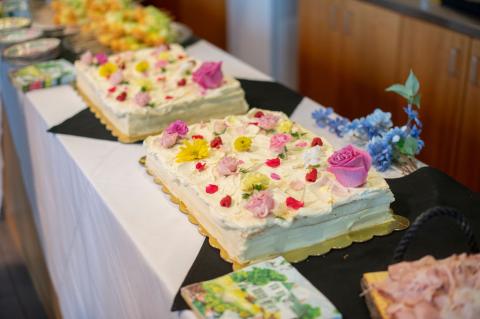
{"left": 303, "top": 145, "right": 323, "bottom": 167}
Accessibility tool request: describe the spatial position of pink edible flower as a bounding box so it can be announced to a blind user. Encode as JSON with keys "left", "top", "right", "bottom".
{"left": 270, "top": 173, "right": 281, "bottom": 180}
{"left": 155, "top": 60, "right": 168, "bottom": 69}
{"left": 95, "top": 53, "right": 108, "bottom": 65}
{"left": 217, "top": 156, "right": 240, "bottom": 176}
{"left": 213, "top": 121, "right": 227, "bottom": 135}
{"left": 192, "top": 61, "right": 224, "bottom": 89}
{"left": 244, "top": 191, "right": 275, "bottom": 218}
{"left": 165, "top": 120, "right": 189, "bottom": 136}
{"left": 109, "top": 70, "right": 123, "bottom": 85}
{"left": 80, "top": 51, "right": 93, "bottom": 65}
{"left": 258, "top": 114, "right": 279, "bottom": 130}
{"left": 270, "top": 133, "right": 292, "bottom": 153}
{"left": 158, "top": 132, "right": 178, "bottom": 148}
{"left": 134, "top": 92, "right": 151, "bottom": 107}
{"left": 295, "top": 141, "right": 308, "bottom": 148}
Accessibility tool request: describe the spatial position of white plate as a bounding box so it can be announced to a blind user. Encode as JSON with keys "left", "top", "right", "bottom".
{"left": 3, "top": 38, "right": 60, "bottom": 60}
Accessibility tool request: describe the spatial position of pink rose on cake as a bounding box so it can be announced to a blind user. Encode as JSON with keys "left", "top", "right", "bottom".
{"left": 217, "top": 156, "right": 241, "bottom": 176}
{"left": 245, "top": 191, "right": 275, "bottom": 218}
{"left": 165, "top": 120, "right": 189, "bottom": 137}
{"left": 270, "top": 133, "right": 292, "bottom": 154}
{"left": 158, "top": 132, "right": 178, "bottom": 148}
{"left": 192, "top": 62, "right": 224, "bottom": 89}
{"left": 327, "top": 145, "right": 371, "bottom": 187}
{"left": 258, "top": 114, "right": 279, "bottom": 130}
{"left": 134, "top": 92, "right": 151, "bottom": 107}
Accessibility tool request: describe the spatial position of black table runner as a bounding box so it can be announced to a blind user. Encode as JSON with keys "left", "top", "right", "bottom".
{"left": 171, "top": 167, "right": 480, "bottom": 318}
{"left": 48, "top": 79, "right": 303, "bottom": 142}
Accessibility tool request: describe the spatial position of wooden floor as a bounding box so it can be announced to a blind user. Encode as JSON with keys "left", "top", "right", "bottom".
{"left": 0, "top": 217, "right": 48, "bottom": 319}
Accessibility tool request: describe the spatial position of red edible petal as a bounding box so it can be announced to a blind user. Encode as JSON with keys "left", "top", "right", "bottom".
{"left": 254, "top": 111, "right": 265, "bottom": 118}
{"left": 220, "top": 195, "right": 232, "bottom": 208}
{"left": 192, "top": 135, "right": 204, "bottom": 139}
{"left": 165, "top": 95, "right": 174, "bottom": 100}
{"left": 177, "top": 78, "right": 187, "bottom": 86}
{"left": 265, "top": 158, "right": 281, "bottom": 168}
{"left": 177, "top": 54, "right": 185, "bottom": 60}
{"left": 311, "top": 137, "right": 323, "bottom": 147}
{"left": 108, "top": 86, "right": 117, "bottom": 93}
{"left": 157, "top": 76, "right": 166, "bottom": 82}
{"left": 195, "top": 162, "right": 206, "bottom": 171}
{"left": 210, "top": 136, "right": 223, "bottom": 149}
{"left": 116, "top": 92, "right": 127, "bottom": 102}
{"left": 286, "top": 197, "right": 304, "bottom": 210}
{"left": 206, "top": 184, "right": 219, "bottom": 194}
{"left": 305, "top": 168, "right": 318, "bottom": 182}
{"left": 248, "top": 122, "right": 259, "bottom": 126}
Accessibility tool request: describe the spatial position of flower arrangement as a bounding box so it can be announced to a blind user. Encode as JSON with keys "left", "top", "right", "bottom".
{"left": 312, "top": 70, "right": 423, "bottom": 172}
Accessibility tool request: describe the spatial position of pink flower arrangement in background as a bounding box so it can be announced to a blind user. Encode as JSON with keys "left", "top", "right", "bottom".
{"left": 165, "top": 120, "right": 189, "bottom": 136}
{"left": 192, "top": 61, "right": 224, "bottom": 89}
{"left": 327, "top": 144, "right": 371, "bottom": 187}
{"left": 270, "top": 133, "right": 292, "bottom": 153}
{"left": 245, "top": 191, "right": 275, "bottom": 218}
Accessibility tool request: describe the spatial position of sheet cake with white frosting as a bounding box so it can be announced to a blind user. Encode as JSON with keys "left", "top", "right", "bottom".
{"left": 144, "top": 109, "right": 395, "bottom": 264}
{"left": 75, "top": 44, "right": 248, "bottom": 141}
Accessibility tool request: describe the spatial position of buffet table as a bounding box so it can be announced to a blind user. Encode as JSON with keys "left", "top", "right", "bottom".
{"left": 2, "top": 39, "right": 411, "bottom": 319}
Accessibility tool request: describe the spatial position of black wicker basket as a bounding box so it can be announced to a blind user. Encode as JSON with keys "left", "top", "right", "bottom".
{"left": 392, "top": 206, "right": 479, "bottom": 263}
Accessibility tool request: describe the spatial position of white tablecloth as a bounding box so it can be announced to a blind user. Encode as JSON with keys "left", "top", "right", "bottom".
{"left": 2, "top": 40, "right": 406, "bottom": 319}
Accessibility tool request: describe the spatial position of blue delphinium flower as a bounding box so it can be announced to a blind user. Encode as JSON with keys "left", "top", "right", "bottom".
{"left": 404, "top": 104, "right": 422, "bottom": 127}
{"left": 416, "top": 138, "right": 425, "bottom": 154}
{"left": 364, "top": 109, "right": 393, "bottom": 138}
{"left": 346, "top": 109, "right": 393, "bottom": 141}
{"left": 328, "top": 116, "right": 350, "bottom": 137}
{"left": 410, "top": 125, "right": 422, "bottom": 138}
{"left": 384, "top": 126, "right": 407, "bottom": 144}
{"left": 312, "top": 107, "right": 334, "bottom": 128}
{"left": 367, "top": 136, "right": 393, "bottom": 172}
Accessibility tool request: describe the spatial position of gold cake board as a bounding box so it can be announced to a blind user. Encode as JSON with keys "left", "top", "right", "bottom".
{"left": 362, "top": 272, "right": 391, "bottom": 319}
{"left": 139, "top": 156, "right": 409, "bottom": 270}
{"left": 75, "top": 84, "right": 164, "bottom": 144}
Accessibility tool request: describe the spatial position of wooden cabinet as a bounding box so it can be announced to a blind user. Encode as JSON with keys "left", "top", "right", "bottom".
{"left": 299, "top": 0, "right": 402, "bottom": 119}
{"left": 454, "top": 39, "right": 480, "bottom": 190}
{"left": 299, "top": 0, "right": 479, "bottom": 191}
{"left": 338, "top": 0, "right": 402, "bottom": 119}
{"left": 299, "top": 0, "right": 343, "bottom": 109}
{"left": 397, "top": 17, "right": 471, "bottom": 179}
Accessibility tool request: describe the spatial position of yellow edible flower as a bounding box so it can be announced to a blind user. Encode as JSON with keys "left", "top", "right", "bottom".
{"left": 241, "top": 172, "right": 270, "bottom": 191}
{"left": 157, "top": 51, "right": 171, "bottom": 61}
{"left": 277, "top": 119, "right": 293, "bottom": 133}
{"left": 234, "top": 136, "right": 252, "bottom": 152}
{"left": 175, "top": 139, "right": 209, "bottom": 163}
{"left": 98, "top": 62, "right": 118, "bottom": 78}
{"left": 135, "top": 78, "right": 153, "bottom": 91}
{"left": 135, "top": 60, "right": 150, "bottom": 73}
